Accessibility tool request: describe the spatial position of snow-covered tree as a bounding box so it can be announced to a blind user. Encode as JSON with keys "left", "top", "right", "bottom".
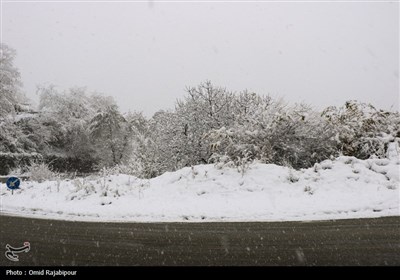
{"left": 125, "top": 110, "right": 180, "bottom": 178}
{"left": 38, "top": 86, "right": 125, "bottom": 156}
{"left": 90, "top": 103, "right": 132, "bottom": 167}
{"left": 36, "top": 86, "right": 125, "bottom": 171}
{"left": 38, "top": 85, "right": 116, "bottom": 121}
{"left": 0, "top": 43, "right": 25, "bottom": 118}
{"left": 173, "top": 81, "right": 237, "bottom": 166}
{"left": 121, "top": 112, "right": 154, "bottom": 177}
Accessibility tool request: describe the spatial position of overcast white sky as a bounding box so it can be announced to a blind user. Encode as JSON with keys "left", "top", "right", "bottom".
{"left": 1, "top": 0, "right": 399, "bottom": 116}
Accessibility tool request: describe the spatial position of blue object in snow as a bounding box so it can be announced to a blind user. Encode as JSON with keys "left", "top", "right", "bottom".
{"left": 6, "top": 177, "right": 21, "bottom": 190}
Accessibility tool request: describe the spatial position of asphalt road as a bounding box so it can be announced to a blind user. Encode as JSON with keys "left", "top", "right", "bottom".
{"left": 0, "top": 215, "right": 399, "bottom": 266}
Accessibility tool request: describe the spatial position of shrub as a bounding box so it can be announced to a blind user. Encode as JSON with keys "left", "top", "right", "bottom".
{"left": 322, "top": 101, "right": 400, "bottom": 159}
{"left": 26, "top": 161, "right": 57, "bottom": 182}
{"left": 207, "top": 102, "right": 339, "bottom": 169}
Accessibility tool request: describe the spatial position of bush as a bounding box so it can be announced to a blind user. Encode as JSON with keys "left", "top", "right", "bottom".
{"left": 322, "top": 101, "right": 400, "bottom": 159}
{"left": 26, "top": 161, "right": 57, "bottom": 182}
{"left": 207, "top": 102, "right": 339, "bottom": 169}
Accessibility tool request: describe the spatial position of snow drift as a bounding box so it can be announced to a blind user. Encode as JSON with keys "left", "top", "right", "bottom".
{"left": 1, "top": 143, "right": 399, "bottom": 222}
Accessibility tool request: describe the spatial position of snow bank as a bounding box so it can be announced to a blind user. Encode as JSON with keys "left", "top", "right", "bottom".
{"left": 1, "top": 144, "right": 399, "bottom": 222}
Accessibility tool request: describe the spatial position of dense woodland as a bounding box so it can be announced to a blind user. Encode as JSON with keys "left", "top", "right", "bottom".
{"left": 1, "top": 43, "right": 399, "bottom": 177}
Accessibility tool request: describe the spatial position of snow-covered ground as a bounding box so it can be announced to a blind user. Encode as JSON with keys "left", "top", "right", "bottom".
{"left": 1, "top": 144, "right": 399, "bottom": 223}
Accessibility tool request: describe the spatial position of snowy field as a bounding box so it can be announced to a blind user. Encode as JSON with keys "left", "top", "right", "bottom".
{"left": 1, "top": 144, "right": 399, "bottom": 223}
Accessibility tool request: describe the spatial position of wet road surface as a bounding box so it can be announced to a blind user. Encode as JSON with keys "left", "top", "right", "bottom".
{"left": 0, "top": 215, "right": 399, "bottom": 266}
